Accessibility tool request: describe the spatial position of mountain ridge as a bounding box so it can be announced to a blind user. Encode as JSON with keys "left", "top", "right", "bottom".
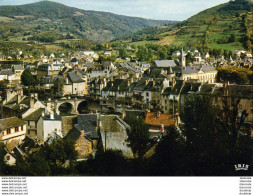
{"left": 0, "top": 1, "right": 176, "bottom": 42}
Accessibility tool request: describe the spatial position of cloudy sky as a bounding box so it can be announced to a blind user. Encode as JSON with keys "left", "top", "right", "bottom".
{"left": 0, "top": 0, "right": 229, "bottom": 20}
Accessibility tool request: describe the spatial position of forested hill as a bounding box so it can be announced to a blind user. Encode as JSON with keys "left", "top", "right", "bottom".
{"left": 124, "top": 0, "right": 253, "bottom": 51}
{"left": 0, "top": 1, "right": 176, "bottom": 42}
{"left": 185, "top": 0, "right": 252, "bottom": 25}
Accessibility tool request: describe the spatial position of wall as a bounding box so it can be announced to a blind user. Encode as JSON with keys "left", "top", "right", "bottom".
{"left": 0, "top": 125, "right": 26, "bottom": 143}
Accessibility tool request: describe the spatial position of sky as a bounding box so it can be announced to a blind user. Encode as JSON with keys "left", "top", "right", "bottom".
{"left": 0, "top": 0, "right": 229, "bottom": 21}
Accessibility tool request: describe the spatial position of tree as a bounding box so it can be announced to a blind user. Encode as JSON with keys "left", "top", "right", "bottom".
{"left": 21, "top": 69, "right": 35, "bottom": 87}
{"left": 229, "top": 34, "right": 236, "bottom": 42}
{"left": 157, "top": 47, "right": 168, "bottom": 60}
{"left": 128, "top": 117, "right": 150, "bottom": 158}
{"left": 186, "top": 53, "right": 194, "bottom": 64}
{"left": 181, "top": 95, "right": 252, "bottom": 175}
{"left": 0, "top": 143, "right": 7, "bottom": 175}
{"left": 119, "top": 47, "right": 128, "bottom": 59}
{"left": 149, "top": 127, "right": 188, "bottom": 176}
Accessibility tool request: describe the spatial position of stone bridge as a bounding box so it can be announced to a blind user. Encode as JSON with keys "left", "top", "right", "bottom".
{"left": 46, "top": 97, "right": 89, "bottom": 114}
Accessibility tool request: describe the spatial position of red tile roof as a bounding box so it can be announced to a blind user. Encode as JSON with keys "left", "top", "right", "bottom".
{"left": 145, "top": 112, "right": 175, "bottom": 127}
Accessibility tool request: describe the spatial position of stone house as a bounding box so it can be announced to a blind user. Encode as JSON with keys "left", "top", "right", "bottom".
{"left": 54, "top": 70, "right": 87, "bottom": 96}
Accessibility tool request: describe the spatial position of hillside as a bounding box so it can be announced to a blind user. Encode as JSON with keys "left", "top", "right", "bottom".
{"left": 125, "top": 0, "right": 253, "bottom": 51}
{"left": 0, "top": 1, "right": 176, "bottom": 43}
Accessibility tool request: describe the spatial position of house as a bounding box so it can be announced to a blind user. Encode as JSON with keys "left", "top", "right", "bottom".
{"left": 172, "top": 51, "right": 181, "bottom": 57}
{"left": 23, "top": 108, "right": 45, "bottom": 138}
{"left": 89, "top": 77, "right": 107, "bottom": 99}
{"left": 154, "top": 60, "right": 179, "bottom": 68}
{"left": 65, "top": 128, "right": 93, "bottom": 160}
{"left": 37, "top": 111, "right": 63, "bottom": 142}
{"left": 83, "top": 51, "right": 95, "bottom": 56}
{"left": 66, "top": 113, "right": 134, "bottom": 159}
{"left": 104, "top": 51, "right": 111, "bottom": 56}
{"left": 211, "top": 84, "right": 253, "bottom": 125}
{"left": 194, "top": 52, "right": 202, "bottom": 62}
{"left": 100, "top": 115, "right": 133, "bottom": 158}
{"left": 145, "top": 111, "right": 175, "bottom": 140}
{"left": 37, "top": 64, "right": 64, "bottom": 79}
{"left": 0, "top": 117, "right": 27, "bottom": 145}
{"left": 2, "top": 92, "right": 46, "bottom": 120}
{"left": 71, "top": 58, "right": 79, "bottom": 66}
{"left": 101, "top": 78, "right": 134, "bottom": 111}
{"left": 36, "top": 76, "right": 55, "bottom": 98}
{"left": 161, "top": 80, "right": 185, "bottom": 114}
{"left": 65, "top": 113, "right": 101, "bottom": 158}
{"left": 0, "top": 69, "right": 20, "bottom": 87}
{"left": 3, "top": 148, "right": 17, "bottom": 166}
{"left": 4, "top": 136, "right": 40, "bottom": 164}
{"left": 54, "top": 70, "right": 87, "bottom": 96}
{"left": 49, "top": 53, "right": 55, "bottom": 58}
{"left": 86, "top": 61, "right": 114, "bottom": 81}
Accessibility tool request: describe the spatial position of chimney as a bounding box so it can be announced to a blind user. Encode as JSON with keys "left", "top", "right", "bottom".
{"left": 6, "top": 90, "right": 11, "bottom": 102}
{"left": 65, "top": 78, "right": 69, "bottom": 84}
{"left": 56, "top": 109, "right": 60, "bottom": 115}
{"left": 152, "top": 80, "right": 155, "bottom": 87}
{"left": 111, "top": 77, "right": 114, "bottom": 82}
{"left": 80, "top": 130, "right": 85, "bottom": 137}
{"left": 131, "top": 78, "right": 134, "bottom": 83}
{"left": 121, "top": 110, "right": 126, "bottom": 119}
{"left": 160, "top": 124, "right": 164, "bottom": 132}
{"left": 127, "top": 80, "right": 130, "bottom": 86}
{"left": 172, "top": 78, "right": 176, "bottom": 87}
{"left": 30, "top": 96, "right": 34, "bottom": 108}
{"left": 96, "top": 120, "right": 101, "bottom": 127}
{"left": 50, "top": 112, "right": 54, "bottom": 120}
{"left": 17, "top": 94, "right": 22, "bottom": 103}
{"left": 75, "top": 70, "right": 78, "bottom": 75}
{"left": 156, "top": 111, "right": 161, "bottom": 118}
{"left": 145, "top": 80, "right": 148, "bottom": 85}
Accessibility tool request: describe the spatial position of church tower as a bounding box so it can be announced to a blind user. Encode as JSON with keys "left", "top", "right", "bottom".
{"left": 180, "top": 48, "right": 186, "bottom": 68}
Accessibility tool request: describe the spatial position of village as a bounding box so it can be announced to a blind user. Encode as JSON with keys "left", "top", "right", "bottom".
{"left": 0, "top": 46, "right": 252, "bottom": 173}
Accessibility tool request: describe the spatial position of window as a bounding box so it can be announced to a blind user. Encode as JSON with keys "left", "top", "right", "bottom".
{"left": 7, "top": 129, "right": 11, "bottom": 134}
{"left": 146, "top": 92, "right": 149, "bottom": 96}
{"left": 165, "top": 100, "right": 167, "bottom": 104}
{"left": 21, "top": 125, "right": 23, "bottom": 131}
{"left": 15, "top": 127, "right": 19, "bottom": 132}
{"left": 6, "top": 156, "right": 10, "bottom": 161}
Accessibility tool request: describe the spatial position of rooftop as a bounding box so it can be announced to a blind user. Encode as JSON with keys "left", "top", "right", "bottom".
{"left": 0, "top": 117, "right": 26, "bottom": 131}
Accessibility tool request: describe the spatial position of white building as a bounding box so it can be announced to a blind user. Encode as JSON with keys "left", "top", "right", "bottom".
{"left": 37, "top": 112, "right": 62, "bottom": 142}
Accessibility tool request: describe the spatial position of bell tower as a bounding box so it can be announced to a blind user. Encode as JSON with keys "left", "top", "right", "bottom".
{"left": 180, "top": 48, "right": 186, "bottom": 68}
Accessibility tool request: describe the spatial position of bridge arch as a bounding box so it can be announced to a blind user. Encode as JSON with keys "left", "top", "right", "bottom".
{"left": 58, "top": 102, "right": 74, "bottom": 115}
{"left": 77, "top": 101, "right": 89, "bottom": 114}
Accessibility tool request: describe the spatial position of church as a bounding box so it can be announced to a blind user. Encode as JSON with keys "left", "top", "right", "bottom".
{"left": 153, "top": 48, "right": 218, "bottom": 83}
